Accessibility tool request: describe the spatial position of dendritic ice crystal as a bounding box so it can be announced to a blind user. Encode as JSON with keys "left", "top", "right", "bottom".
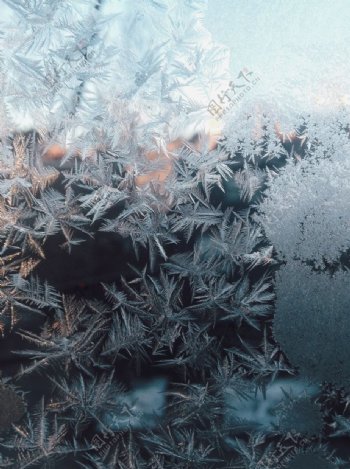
{"left": 1, "top": 0, "right": 350, "bottom": 467}
{"left": 257, "top": 110, "right": 350, "bottom": 267}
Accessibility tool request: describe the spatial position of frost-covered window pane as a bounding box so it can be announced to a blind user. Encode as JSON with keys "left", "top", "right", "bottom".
{"left": 1, "top": 0, "right": 350, "bottom": 467}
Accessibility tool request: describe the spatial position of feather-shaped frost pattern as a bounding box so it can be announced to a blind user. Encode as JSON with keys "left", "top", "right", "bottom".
{"left": 1, "top": 0, "right": 347, "bottom": 467}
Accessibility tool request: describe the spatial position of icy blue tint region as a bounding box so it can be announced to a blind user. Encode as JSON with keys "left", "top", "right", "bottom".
{"left": 0, "top": 0, "right": 231, "bottom": 149}
{"left": 226, "top": 377, "right": 318, "bottom": 431}
{"left": 205, "top": 0, "right": 350, "bottom": 128}
{"left": 102, "top": 378, "right": 167, "bottom": 431}
{"left": 257, "top": 110, "right": 350, "bottom": 266}
{"left": 1, "top": 1, "right": 350, "bottom": 464}
{"left": 286, "top": 453, "right": 337, "bottom": 469}
{"left": 274, "top": 261, "right": 350, "bottom": 389}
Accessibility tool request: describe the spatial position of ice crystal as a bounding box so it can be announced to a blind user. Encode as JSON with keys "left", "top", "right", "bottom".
{"left": 1, "top": 0, "right": 350, "bottom": 467}
{"left": 257, "top": 111, "right": 350, "bottom": 266}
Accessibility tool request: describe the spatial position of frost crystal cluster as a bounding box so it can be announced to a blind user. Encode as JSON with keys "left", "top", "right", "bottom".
{"left": 0, "top": 0, "right": 350, "bottom": 467}
{"left": 258, "top": 111, "right": 350, "bottom": 266}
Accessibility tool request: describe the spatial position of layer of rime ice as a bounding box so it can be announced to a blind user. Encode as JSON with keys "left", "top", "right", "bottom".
{"left": 1, "top": 0, "right": 350, "bottom": 467}
{"left": 257, "top": 109, "right": 350, "bottom": 266}
{"left": 1, "top": 0, "right": 231, "bottom": 151}
{"left": 285, "top": 451, "right": 337, "bottom": 469}
{"left": 274, "top": 261, "right": 350, "bottom": 388}
{"left": 205, "top": 0, "right": 350, "bottom": 131}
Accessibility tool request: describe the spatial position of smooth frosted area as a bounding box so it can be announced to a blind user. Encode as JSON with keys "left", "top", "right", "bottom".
{"left": 205, "top": 0, "right": 350, "bottom": 128}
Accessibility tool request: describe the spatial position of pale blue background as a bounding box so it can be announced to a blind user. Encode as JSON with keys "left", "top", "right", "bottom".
{"left": 205, "top": 0, "right": 350, "bottom": 124}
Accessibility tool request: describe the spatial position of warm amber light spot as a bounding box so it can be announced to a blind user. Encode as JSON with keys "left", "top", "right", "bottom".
{"left": 42, "top": 144, "right": 66, "bottom": 163}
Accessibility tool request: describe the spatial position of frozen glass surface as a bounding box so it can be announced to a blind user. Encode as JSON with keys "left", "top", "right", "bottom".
{"left": 205, "top": 0, "right": 350, "bottom": 128}
{"left": 1, "top": 1, "right": 350, "bottom": 467}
